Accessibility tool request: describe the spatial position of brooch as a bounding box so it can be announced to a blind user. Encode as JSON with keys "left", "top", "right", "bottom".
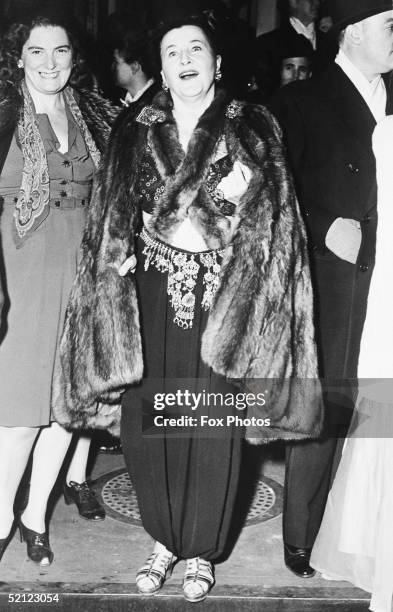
{"left": 225, "top": 101, "right": 243, "bottom": 119}
{"left": 136, "top": 106, "right": 167, "bottom": 126}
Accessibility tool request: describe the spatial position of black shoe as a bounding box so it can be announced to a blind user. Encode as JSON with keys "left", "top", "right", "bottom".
{"left": 97, "top": 432, "right": 122, "bottom": 454}
{"left": 99, "top": 441, "right": 122, "bottom": 454}
{"left": 19, "top": 520, "right": 54, "bottom": 566}
{"left": 64, "top": 481, "right": 105, "bottom": 521}
{"left": 284, "top": 543, "right": 316, "bottom": 578}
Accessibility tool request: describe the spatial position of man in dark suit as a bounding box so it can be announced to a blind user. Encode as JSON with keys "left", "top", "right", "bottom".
{"left": 270, "top": 0, "right": 393, "bottom": 578}
{"left": 256, "top": 0, "right": 335, "bottom": 98}
{"left": 112, "top": 25, "right": 160, "bottom": 109}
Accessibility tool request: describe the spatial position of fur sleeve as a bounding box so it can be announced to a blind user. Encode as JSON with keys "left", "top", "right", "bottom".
{"left": 201, "top": 104, "right": 323, "bottom": 442}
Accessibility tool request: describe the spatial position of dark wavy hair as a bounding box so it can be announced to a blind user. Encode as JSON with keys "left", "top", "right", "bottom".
{"left": 0, "top": 16, "right": 94, "bottom": 89}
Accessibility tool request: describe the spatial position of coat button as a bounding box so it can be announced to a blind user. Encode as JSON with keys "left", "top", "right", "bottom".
{"left": 60, "top": 190, "right": 67, "bottom": 197}
{"left": 55, "top": 200, "right": 60, "bottom": 207}
{"left": 347, "top": 163, "right": 359, "bottom": 173}
{"left": 362, "top": 214, "right": 371, "bottom": 223}
{"left": 359, "top": 263, "right": 369, "bottom": 272}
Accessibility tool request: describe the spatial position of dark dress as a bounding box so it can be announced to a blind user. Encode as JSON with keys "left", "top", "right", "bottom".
{"left": 0, "top": 103, "right": 94, "bottom": 427}
{"left": 120, "top": 152, "right": 243, "bottom": 561}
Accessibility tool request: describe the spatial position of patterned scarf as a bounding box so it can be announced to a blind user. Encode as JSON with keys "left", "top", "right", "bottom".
{"left": 13, "top": 81, "right": 101, "bottom": 248}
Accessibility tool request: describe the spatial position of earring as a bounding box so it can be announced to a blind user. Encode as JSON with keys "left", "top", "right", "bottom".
{"left": 162, "top": 79, "right": 168, "bottom": 91}
{"left": 17, "top": 59, "right": 24, "bottom": 69}
{"left": 215, "top": 68, "right": 222, "bottom": 82}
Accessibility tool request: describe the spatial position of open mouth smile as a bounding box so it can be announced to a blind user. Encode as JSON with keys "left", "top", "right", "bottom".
{"left": 179, "top": 70, "right": 199, "bottom": 80}
{"left": 39, "top": 71, "right": 60, "bottom": 79}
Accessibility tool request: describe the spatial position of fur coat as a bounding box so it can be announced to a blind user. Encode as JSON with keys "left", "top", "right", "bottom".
{"left": 53, "top": 88, "right": 324, "bottom": 442}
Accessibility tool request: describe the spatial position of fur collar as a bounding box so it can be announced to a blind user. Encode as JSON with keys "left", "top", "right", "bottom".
{"left": 143, "top": 89, "right": 232, "bottom": 249}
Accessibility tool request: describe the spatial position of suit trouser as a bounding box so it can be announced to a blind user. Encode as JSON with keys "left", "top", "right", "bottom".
{"left": 283, "top": 252, "right": 372, "bottom": 548}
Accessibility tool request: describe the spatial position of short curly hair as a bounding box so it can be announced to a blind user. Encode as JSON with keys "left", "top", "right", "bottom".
{"left": 0, "top": 16, "right": 93, "bottom": 89}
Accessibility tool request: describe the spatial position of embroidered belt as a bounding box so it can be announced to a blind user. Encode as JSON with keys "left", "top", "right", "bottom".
{"left": 140, "top": 227, "right": 225, "bottom": 330}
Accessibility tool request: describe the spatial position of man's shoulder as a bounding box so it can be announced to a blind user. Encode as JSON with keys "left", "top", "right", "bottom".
{"left": 257, "top": 21, "right": 296, "bottom": 42}
{"left": 272, "top": 63, "right": 344, "bottom": 106}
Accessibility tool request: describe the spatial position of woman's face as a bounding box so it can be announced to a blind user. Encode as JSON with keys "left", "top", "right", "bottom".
{"left": 21, "top": 25, "right": 73, "bottom": 96}
{"left": 160, "top": 25, "right": 220, "bottom": 104}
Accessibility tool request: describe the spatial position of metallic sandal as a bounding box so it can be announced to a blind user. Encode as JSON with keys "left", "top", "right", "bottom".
{"left": 136, "top": 550, "right": 176, "bottom": 594}
{"left": 183, "top": 557, "right": 215, "bottom": 603}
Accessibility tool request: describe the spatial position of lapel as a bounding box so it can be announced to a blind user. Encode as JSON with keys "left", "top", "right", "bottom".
{"left": 319, "top": 63, "right": 376, "bottom": 153}
{"left": 383, "top": 71, "right": 393, "bottom": 115}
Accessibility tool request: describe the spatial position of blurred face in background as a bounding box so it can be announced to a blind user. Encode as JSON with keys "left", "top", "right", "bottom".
{"left": 113, "top": 49, "right": 133, "bottom": 89}
{"left": 280, "top": 56, "right": 311, "bottom": 86}
{"left": 290, "top": 0, "right": 320, "bottom": 26}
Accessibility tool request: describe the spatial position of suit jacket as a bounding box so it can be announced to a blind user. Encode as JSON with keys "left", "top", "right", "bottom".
{"left": 269, "top": 63, "right": 393, "bottom": 379}
{"left": 256, "top": 21, "right": 336, "bottom": 99}
{"left": 120, "top": 80, "right": 161, "bottom": 112}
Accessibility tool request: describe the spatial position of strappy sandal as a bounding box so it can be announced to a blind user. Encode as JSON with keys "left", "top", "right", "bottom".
{"left": 182, "top": 557, "right": 215, "bottom": 603}
{"left": 136, "top": 549, "right": 176, "bottom": 594}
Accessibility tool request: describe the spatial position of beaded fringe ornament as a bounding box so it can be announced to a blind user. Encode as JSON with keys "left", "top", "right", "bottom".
{"left": 140, "top": 227, "right": 223, "bottom": 329}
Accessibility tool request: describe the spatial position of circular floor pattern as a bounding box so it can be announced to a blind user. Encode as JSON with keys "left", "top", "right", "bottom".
{"left": 94, "top": 469, "right": 283, "bottom": 526}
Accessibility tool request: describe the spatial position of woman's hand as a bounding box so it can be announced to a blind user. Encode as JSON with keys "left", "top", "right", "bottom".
{"left": 118, "top": 255, "right": 137, "bottom": 276}
{"left": 216, "top": 161, "right": 252, "bottom": 206}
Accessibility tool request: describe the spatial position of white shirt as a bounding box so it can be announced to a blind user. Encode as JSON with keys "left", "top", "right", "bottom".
{"left": 289, "top": 17, "right": 316, "bottom": 50}
{"left": 120, "top": 78, "right": 155, "bottom": 107}
{"left": 335, "top": 49, "right": 386, "bottom": 122}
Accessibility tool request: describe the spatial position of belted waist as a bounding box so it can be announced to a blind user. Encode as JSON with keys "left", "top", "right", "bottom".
{"left": 0, "top": 195, "right": 88, "bottom": 210}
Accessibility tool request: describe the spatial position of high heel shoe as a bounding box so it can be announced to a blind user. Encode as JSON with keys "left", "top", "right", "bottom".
{"left": 18, "top": 520, "right": 54, "bottom": 566}
{"left": 183, "top": 557, "right": 215, "bottom": 603}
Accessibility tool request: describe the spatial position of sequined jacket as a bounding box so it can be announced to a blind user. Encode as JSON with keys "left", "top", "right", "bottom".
{"left": 53, "top": 88, "right": 324, "bottom": 443}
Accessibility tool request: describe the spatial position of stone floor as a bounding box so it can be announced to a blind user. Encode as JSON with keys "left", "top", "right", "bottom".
{"left": 0, "top": 442, "right": 370, "bottom": 611}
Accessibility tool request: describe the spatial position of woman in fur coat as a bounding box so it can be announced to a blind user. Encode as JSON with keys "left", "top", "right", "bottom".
{"left": 55, "top": 8, "right": 323, "bottom": 603}
{"left": 0, "top": 16, "right": 117, "bottom": 566}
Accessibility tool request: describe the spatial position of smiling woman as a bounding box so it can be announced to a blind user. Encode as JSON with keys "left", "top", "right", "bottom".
{"left": 160, "top": 25, "right": 220, "bottom": 109}
{"left": 21, "top": 26, "right": 73, "bottom": 97}
{"left": 0, "top": 15, "right": 117, "bottom": 568}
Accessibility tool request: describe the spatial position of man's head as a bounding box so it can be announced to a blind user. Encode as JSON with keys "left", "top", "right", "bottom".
{"left": 279, "top": 34, "right": 313, "bottom": 86}
{"left": 281, "top": 56, "right": 312, "bottom": 85}
{"left": 112, "top": 27, "right": 153, "bottom": 93}
{"left": 339, "top": 10, "right": 393, "bottom": 79}
{"left": 288, "top": 0, "right": 320, "bottom": 26}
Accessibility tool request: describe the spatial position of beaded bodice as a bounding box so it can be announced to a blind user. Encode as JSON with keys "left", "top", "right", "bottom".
{"left": 135, "top": 143, "right": 236, "bottom": 217}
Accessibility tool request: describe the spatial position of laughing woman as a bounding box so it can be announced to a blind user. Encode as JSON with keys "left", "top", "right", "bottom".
{"left": 55, "top": 6, "right": 322, "bottom": 603}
